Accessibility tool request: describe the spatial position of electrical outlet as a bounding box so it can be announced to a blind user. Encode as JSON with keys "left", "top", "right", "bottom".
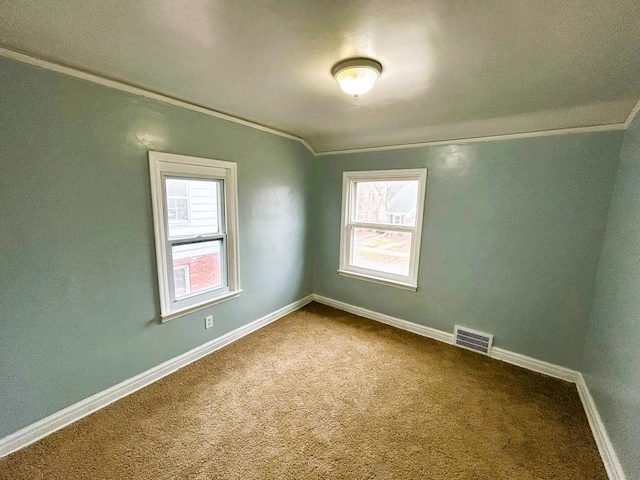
{"left": 205, "top": 315, "right": 213, "bottom": 329}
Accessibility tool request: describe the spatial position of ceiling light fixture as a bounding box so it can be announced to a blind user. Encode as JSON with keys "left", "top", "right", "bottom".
{"left": 332, "top": 58, "right": 382, "bottom": 97}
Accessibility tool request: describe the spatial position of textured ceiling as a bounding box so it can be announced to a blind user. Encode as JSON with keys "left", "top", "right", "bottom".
{"left": 1, "top": 0, "right": 639, "bottom": 153}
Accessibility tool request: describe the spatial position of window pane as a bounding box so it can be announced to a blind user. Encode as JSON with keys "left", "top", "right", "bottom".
{"left": 352, "top": 228, "right": 411, "bottom": 276}
{"left": 355, "top": 180, "right": 419, "bottom": 226}
{"left": 172, "top": 240, "right": 223, "bottom": 299}
{"left": 166, "top": 178, "right": 221, "bottom": 238}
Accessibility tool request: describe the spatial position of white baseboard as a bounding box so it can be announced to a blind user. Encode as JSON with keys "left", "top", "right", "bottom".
{"left": 576, "top": 373, "right": 627, "bottom": 480}
{"left": 490, "top": 347, "right": 579, "bottom": 382}
{"left": 311, "top": 294, "right": 624, "bottom": 480}
{"left": 312, "top": 295, "right": 578, "bottom": 381}
{"left": 0, "top": 295, "right": 313, "bottom": 459}
{"left": 1, "top": 294, "right": 626, "bottom": 480}
{"left": 312, "top": 295, "right": 455, "bottom": 345}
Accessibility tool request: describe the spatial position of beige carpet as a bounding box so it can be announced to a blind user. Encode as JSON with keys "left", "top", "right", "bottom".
{"left": 0, "top": 303, "right": 606, "bottom": 479}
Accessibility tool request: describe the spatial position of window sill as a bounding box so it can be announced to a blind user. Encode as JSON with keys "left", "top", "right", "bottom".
{"left": 337, "top": 270, "right": 417, "bottom": 291}
{"left": 161, "top": 290, "right": 243, "bottom": 323}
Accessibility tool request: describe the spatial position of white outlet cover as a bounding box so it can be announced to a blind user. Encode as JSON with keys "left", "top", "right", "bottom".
{"left": 205, "top": 315, "right": 213, "bottom": 329}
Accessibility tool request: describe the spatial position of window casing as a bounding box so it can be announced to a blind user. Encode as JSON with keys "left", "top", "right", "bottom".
{"left": 149, "top": 152, "right": 241, "bottom": 321}
{"left": 338, "top": 169, "right": 427, "bottom": 291}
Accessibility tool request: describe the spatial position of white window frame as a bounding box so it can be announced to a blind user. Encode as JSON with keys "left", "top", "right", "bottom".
{"left": 149, "top": 152, "right": 241, "bottom": 322}
{"left": 338, "top": 168, "right": 427, "bottom": 291}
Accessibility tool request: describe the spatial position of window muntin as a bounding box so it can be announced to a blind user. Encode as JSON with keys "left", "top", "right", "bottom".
{"left": 339, "top": 169, "right": 427, "bottom": 290}
{"left": 149, "top": 152, "right": 241, "bottom": 321}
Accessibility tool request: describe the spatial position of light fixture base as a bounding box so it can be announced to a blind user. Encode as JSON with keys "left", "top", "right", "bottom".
{"left": 331, "top": 58, "right": 383, "bottom": 78}
{"left": 332, "top": 57, "right": 383, "bottom": 97}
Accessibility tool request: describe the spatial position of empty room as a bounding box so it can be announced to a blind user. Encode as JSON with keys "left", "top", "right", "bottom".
{"left": 0, "top": 1, "right": 639, "bottom": 479}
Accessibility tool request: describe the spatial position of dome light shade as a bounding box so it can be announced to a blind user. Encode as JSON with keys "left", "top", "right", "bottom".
{"left": 332, "top": 58, "right": 382, "bottom": 97}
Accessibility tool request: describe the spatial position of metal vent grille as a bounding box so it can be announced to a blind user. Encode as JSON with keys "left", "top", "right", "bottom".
{"left": 454, "top": 326, "right": 493, "bottom": 355}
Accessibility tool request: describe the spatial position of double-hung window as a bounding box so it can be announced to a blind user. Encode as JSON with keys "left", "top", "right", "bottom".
{"left": 149, "top": 152, "right": 241, "bottom": 321}
{"left": 339, "top": 169, "right": 427, "bottom": 291}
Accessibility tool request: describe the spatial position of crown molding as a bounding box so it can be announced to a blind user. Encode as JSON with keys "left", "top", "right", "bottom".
{"left": 316, "top": 123, "right": 628, "bottom": 156}
{"left": 0, "top": 46, "right": 316, "bottom": 155}
{"left": 2, "top": 46, "right": 638, "bottom": 159}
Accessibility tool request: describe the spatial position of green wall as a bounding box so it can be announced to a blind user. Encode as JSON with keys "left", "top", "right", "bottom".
{"left": 582, "top": 114, "right": 640, "bottom": 478}
{"left": 0, "top": 57, "right": 314, "bottom": 437}
{"left": 313, "top": 132, "right": 624, "bottom": 369}
{"left": 1, "top": 53, "right": 636, "bottom": 474}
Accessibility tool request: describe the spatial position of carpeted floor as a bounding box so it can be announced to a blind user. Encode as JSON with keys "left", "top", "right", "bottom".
{"left": 0, "top": 303, "right": 606, "bottom": 479}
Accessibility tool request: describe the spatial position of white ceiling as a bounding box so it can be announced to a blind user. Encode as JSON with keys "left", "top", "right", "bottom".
{"left": 1, "top": 0, "right": 639, "bottom": 153}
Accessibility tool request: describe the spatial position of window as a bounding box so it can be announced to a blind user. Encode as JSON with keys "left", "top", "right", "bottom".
{"left": 166, "top": 179, "right": 190, "bottom": 223}
{"left": 173, "top": 265, "right": 190, "bottom": 298}
{"left": 339, "top": 169, "right": 427, "bottom": 291}
{"left": 390, "top": 214, "right": 403, "bottom": 225}
{"left": 149, "top": 152, "right": 241, "bottom": 321}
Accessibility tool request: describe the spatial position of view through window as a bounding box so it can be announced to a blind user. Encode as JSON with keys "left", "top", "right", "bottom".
{"left": 353, "top": 180, "right": 419, "bottom": 276}
{"left": 340, "top": 169, "right": 427, "bottom": 290}
{"left": 166, "top": 178, "right": 223, "bottom": 300}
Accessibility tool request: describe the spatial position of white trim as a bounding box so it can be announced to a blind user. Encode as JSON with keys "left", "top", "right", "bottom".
{"left": 311, "top": 295, "right": 454, "bottom": 344}
{"left": 339, "top": 169, "right": 427, "bottom": 290}
{"left": 490, "top": 347, "right": 579, "bottom": 382}
{"left": 347, "top": 221, "right": 416, "bottom": 234}
{"left": 0, "top": 295, "right": 314, "bottom": 459}
{"left": 311, "top": 295, "right": 579, "bottom": 383}
{"left": 337, "top": 270, "right": 418, "bottom": 291}
{"left": 3, "top": 47, "right": 637, "bottom": 159}
{"left": 317, "top": 123, "right": 627, "bottom": 156}
{"left": 623, "top": 99, "right": 640, "bottom": 127}
{"left": 148, "top": 152, "right": 241, "bottom": 320}
{"left": 576, "top": 373, "right": 627, "bottom": 480}
{"left": 0, "top": 294, "right": 627, "bottom": 479}
{"left": 0, "top": 46, "right": 316, "bottom": 155}
{"left": 311, "top": 294, "right": 626, "bottom": 479}
{"left": 159, "top": 290, "right": 243, "bottom": 323}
